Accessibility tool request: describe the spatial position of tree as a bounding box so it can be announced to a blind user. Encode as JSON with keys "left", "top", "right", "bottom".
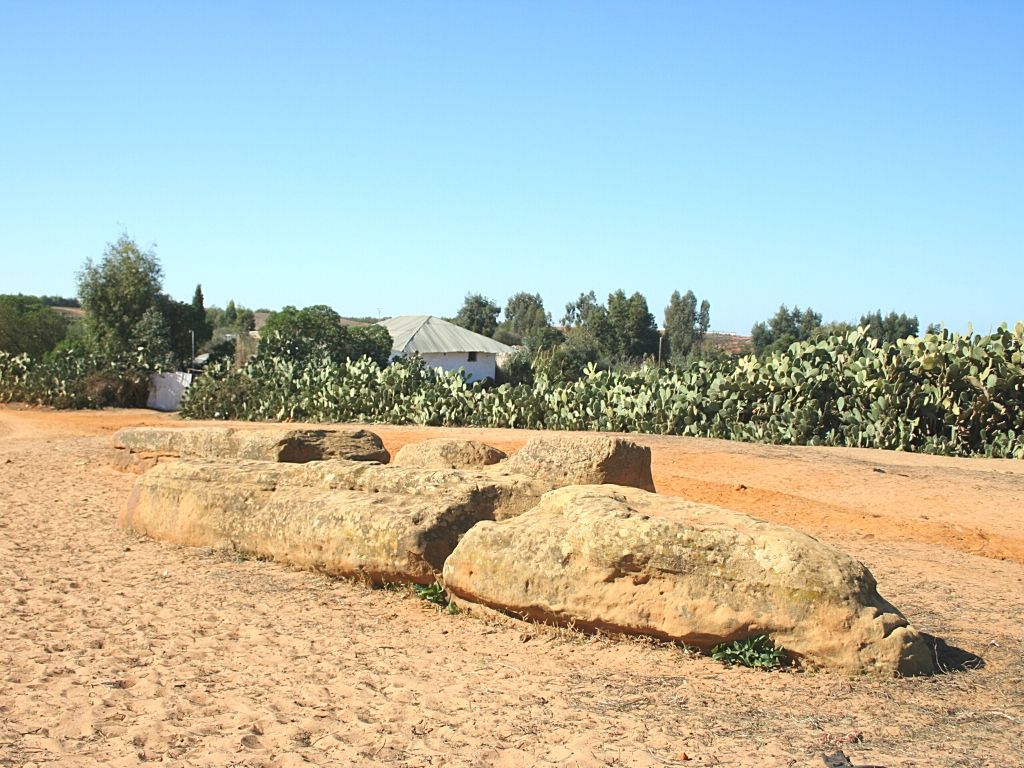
{"left": 606, "top": 290, "right": 659, "bottom": 360}
{"left": 348, "top": 325, "right": 393, "bottom": 368}
{"left": 504, "top": 292, "right": 550, "bottom": 337}
{"left": 129, "top": 306, "right": 175, "bottom": 368}
{"left": 77, "top": 234, "right": 164, "bottom": 351}
{"left": 813, "top": 320, "right": 856, "bottom": 340}
{"left": 162, "top": 295, "right": 212, "bottom": 362}
{"left": 664, "top": 290, "right": 711, "bottom": 362}
{"left": 562, "top": 291, "right": 603, "bottom": 328}
{"left": 235, "top": 307, "right": 255, "bottom": 332}
{"left": 860, "top": 310, "right": 919, "bottom": 343}
{"left": 75, "top": 234, "right": 209, "bottom": 367}
{"left": 207, "top": 300, "right": 255, "bottom": 335}
{"left": 262, "top": 305, "right": 347, "bottom": 358}
{"left": 521, "top": 325, "right": 565, "bottom": 353}
{"left": 751, "top": 304, "right": 823, "bottom": 355}
{"left": 259, "top": 305, "right": 391, "bottom": 367}
{"left": 453, "top": 294, "right": 500, "bottom": 337}
{"left": 0, "top": 294, "right": 68, "bottom": 357}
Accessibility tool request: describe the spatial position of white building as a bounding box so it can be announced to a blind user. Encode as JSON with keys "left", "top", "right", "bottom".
{"left": 377, "top": 315, "right": 515, "bottom": 383}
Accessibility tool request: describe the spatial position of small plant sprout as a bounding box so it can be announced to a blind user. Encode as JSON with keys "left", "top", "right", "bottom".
{"left": 412, "top": 581, "right": 460, "bottom": 614}
{"left": 710, "top": 634, "right": 788, "bottom": 670}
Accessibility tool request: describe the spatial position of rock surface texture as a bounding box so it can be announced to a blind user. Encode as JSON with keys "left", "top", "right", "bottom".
{"left": 112, "top": 426, "right": 390, "bottom": 465}
{"left": 502, "top": 435, "right": 656, "bottom": 492}
{"left": 118, "top": 430, "right": 932, "bottom": 674}
{"left": 442, "top": 485, "right": 934, "bottom": 676}
{"left": 122, "top": 458, "right": 494, "bottom": 583}
{"left": 392, "top": 439, "right": 507, "bottom": 470}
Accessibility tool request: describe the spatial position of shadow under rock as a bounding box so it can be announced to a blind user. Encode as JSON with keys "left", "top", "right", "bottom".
{"left": 922, "top": 633, "right": 985, "bottom": 673}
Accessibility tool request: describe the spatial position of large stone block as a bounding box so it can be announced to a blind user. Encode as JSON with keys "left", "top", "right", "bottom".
{"left": 392, "top": 439, "right": 507, "bottom": 470}
{"left": 501, "top": 435, "right": 655, "bottom": 492}
{"left": 442, "top": 485, "right": 933, "bottom": 676}
{"left": 112, "top": 426, "right": 389, "bottom": 464}
{"left": 122, "top": 459, "right": 493, "bottom": 584}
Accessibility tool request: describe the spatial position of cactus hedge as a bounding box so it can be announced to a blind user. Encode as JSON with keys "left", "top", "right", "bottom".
{"left": 4, "top": 325, "right": 1022, "bottom": 458}
{"left": 0, "top": 347, "right": 150, "bottom": 409}
{"left": 175, "top": 325, "right": 1024, "bottom": 458}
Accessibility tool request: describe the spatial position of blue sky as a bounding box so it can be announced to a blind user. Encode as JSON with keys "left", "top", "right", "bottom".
{"left": 2, "top": 2, "right": 1021, "bottom": 333}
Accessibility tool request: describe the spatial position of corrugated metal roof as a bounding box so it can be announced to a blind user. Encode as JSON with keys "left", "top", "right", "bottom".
{"left": 378, "top": 315, "right": 515, "bottom": 355}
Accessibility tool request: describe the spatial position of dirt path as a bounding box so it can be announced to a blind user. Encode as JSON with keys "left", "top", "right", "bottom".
{"left": 1, "top": 406, "right": 1022, "bottom": 767}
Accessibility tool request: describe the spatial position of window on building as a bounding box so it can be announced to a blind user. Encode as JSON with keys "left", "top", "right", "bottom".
{"left": 467, "top": 352, "right": 477, "bottom": 362}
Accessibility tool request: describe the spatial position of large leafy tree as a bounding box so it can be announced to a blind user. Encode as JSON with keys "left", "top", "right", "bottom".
{"left": 453, "top": 293, "right": 500, "bottom": 337}
{"left": 260, "top": 305, "right": 391, "bottom": 367}
{"left": 77, "top": 234, "right": 164, "bottom": 351}
{"left": 0, "top": 294, "right": 68, "bottom": 357}
{"left": 562, "top": 290, "right": 604, "bottom": 328}
{"left": 347, "top": 325, "right": 394, "bottom": 368}
{"left": 76, "top": 234, "right": 211, "bottom": 366}
{"left": 664, "top": 290, "right": 711, "bottom": 362}
{"left": 503, "top": 292, "right": 549, "bottom": 337}
{"left": 751, "top": 304, "right": 823, "bottom": 355}
{"left": 560, "top": 290, "right": 659, "bottom": 362}
{"left": 606, "top": 290, "right": 660, "bottom": 360}
{"left": 495, "top": 292, "right": 556, "bottom": 348}
{"left": 561, "top": 290, "right": 612, "bottom": 351}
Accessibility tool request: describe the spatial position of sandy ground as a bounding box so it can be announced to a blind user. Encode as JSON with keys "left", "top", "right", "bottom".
{"left": 1, "top": 406, "right": 1022, "bottom": 768}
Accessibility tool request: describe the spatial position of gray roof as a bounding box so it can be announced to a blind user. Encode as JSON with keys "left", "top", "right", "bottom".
{"left": 378, "top": 315, "right": 515, "bottom": 356}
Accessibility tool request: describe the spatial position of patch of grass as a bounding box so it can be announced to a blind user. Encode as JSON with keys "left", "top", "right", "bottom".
{"left": 710, "top": 634, "right": 788, "bottom": 670}
{"left": 413, "top": 582, "right": 460, "bottom": 614}
{"left": 412, "top": 582, "right": 447, "bottom": 604}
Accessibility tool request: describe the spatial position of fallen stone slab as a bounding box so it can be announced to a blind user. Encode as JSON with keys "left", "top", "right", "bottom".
{"left": 501, "top": 435, "right": 655, "bottom": 492}
{"left": 392, "top": 438, "right": 507, "bottom": 470}
{"left": 125, "top": 457, "right": 551, "bottom": 522}
{"left": 112, "top": 425, "right": 390, "bottom": 465}
{"left": 122, "top": 459, "right": 496, "bottom": 584}
{"left": 442, "top": 485, "right": 933, "bottom": 676}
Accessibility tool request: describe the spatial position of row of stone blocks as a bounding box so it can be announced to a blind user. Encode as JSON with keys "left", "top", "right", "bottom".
{"left": 114, "top": 426, "right": 934, "bottom": 676}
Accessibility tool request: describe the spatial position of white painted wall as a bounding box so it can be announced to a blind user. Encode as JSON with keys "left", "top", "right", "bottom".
{"left": 420, "top": 352, "right": 497, "bottom": 382}
{"left": 147, "top": 372, "right": 192, "bottom": 411}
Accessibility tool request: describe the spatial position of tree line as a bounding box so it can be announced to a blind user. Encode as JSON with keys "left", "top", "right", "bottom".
{"left": 449, "top": 289, "right": 713, "bottom": 384}
{"left": 1, "top": 231, "right": 929, "bottom": 394}
{"left": 447, "top": 290, "right": 924, "bottom": 384}
{"left": 750, "top": 305, "right": 926, "bottom": 355}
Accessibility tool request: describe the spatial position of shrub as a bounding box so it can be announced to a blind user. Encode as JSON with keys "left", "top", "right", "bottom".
{"left": 179, "top": 324, "right": 1024, "bottom": 457}
{"left": 710, "top": 635, "right": 788, "bottom": 669}
{"left": 0, "top": 345, "right": 152, "bottom": 409}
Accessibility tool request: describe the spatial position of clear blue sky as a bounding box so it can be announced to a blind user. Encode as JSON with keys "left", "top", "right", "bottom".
{"left": 2, "top": 2, "right": 1021, "bottom": 333}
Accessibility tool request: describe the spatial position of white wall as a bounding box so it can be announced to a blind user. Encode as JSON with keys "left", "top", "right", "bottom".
{"left": 419, "top": 352, "right": 497, "bottom": 382}
{"left": 147, "top": 372, "right": 192, "bottom": 411}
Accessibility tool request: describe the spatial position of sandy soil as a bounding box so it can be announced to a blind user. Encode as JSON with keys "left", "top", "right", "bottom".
{"left": 1, "top": 405, "right": 1022, "bottom": 768}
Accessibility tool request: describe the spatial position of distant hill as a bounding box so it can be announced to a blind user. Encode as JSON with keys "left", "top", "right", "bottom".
{"left": 251, "top": 311, "right": 371, "bottom": 332}
{"left": 50, "top": 306, "right": 86, "bottom": 322}
{"left": 705, "top": 332, "right": 752, "bottom": 356}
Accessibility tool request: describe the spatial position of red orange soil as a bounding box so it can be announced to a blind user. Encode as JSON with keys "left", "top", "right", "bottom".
{"left": 1, "top": 405, "right": 1022, "bottom": 767}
